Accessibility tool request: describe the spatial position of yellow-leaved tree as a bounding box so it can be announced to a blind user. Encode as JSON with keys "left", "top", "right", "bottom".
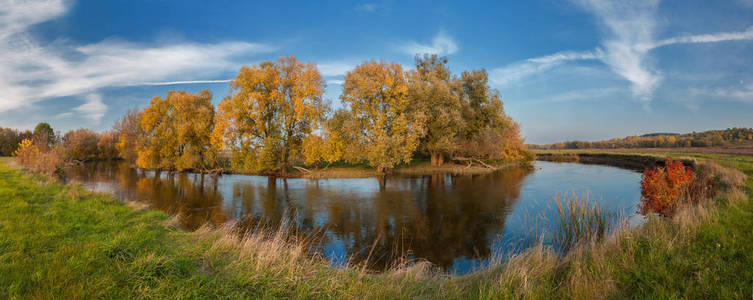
{"left": 212, "top": 56, "right": 326, "bottom": 173}
{"left": 341, "top": 61, "right": 424, "bottom": 173}
{"left": 137, "top": 90, "right": 216, "bottom": 171}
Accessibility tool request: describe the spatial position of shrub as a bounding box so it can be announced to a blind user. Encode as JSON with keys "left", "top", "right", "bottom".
{"left": 639, "top": 158, "right": 694, "bottom": 217}
{"left": 14, "top": 138, "right": 63, "bottom": 174}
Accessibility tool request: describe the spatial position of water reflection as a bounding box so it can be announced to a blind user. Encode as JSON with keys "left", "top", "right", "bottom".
{"left": 62, "top": 161, "right": 640, "bottom": 274}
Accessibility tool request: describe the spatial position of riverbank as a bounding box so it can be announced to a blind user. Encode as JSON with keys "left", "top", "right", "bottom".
{"left": 194, "top": 159, "right": 532, "bottom": 178}
{"left": 535, "top": 151, "right": 697, "bottom": 171}
{"left": 2, "top": 153, "right": 752, "bottom": 298}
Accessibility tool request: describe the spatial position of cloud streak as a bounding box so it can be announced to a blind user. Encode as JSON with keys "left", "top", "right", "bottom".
{"left": 490, "top": 0, "right": 753, "bottom": 105}
{"left": 0, "top": 0, "right": 275, "bottom": 114}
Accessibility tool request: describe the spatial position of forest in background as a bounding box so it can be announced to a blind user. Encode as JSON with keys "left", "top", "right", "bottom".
{"left": 529, "top": 128, "right": 753, "bottom": 150}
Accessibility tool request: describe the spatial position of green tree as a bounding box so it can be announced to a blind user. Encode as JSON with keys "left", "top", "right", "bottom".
{"left": 407, "top": 54, "right": 463, "bottom": 166}
{"left": 458, "top": 70, "right": 530, "bottom": 161}
{"left": 341, "top": 60, "right": 424, "bottom": 173}
{"left": 212, "top": 56, "right": 326, "bottom": 174}
{"left": 33, "top": 122, "right": 55, "bottom": 150}
{"left": 137, "top": 90, "right": 216, "bottom": 171}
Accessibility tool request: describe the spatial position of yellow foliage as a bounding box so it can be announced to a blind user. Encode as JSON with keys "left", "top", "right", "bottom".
{"left": 341, "top": 60, "right": 424, "bottom": 172}
{"left": 212, "top": 56, "right": 326, "bottom": 172}
{"left": 137, "top": 90, "right": 216, "bottom": 171}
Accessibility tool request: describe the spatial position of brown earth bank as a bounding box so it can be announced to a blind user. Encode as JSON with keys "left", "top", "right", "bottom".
{"left": 535, "top": 151, "right": 697, "bottom": 171}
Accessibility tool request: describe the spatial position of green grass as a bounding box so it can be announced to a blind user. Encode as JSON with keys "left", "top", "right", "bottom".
{"left": 1, "top": 153, "right": 753, "bottom": 298}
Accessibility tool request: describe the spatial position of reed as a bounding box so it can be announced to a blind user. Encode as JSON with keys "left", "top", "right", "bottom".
{"left": 551, "top": 192, "right": 615, "bottom": 253}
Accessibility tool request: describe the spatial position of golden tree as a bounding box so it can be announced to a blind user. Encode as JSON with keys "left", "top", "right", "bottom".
{"left": 137, "top": 90, "right": 216, "bottom": 171}
{"left": 212, "top": 56, "right": 326, "bottom": 173}
{"left": 341, "top": 60, "right": 424, "bottom": 173}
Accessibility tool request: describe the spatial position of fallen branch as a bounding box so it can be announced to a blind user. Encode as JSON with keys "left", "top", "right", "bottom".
{"left": 292, "top": 166, "right": 312, "bottom": 174}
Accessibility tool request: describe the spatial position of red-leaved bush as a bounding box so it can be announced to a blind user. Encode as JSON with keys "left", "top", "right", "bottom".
{"left": 639, "top": 158, "right": 694, "bottom": 217}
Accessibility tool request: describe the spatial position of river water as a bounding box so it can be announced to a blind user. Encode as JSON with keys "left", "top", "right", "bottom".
{"left": 62, "top": 161, "right": 642, "bottom": 274}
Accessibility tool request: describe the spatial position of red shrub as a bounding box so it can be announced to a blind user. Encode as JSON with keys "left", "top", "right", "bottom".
{"left": 639, "top": 158, "right": 694, "bottom": 217}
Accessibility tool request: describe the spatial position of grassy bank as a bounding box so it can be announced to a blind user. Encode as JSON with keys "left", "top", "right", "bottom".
{"left": 2, "top": 153, "right": 753, "bottom": 298}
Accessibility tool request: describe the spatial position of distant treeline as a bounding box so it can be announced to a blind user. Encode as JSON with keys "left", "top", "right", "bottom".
{"left": 530, "top": 128, "right": 753, "bottom": 150}
{"left": 3, "top": 55, "right": 532, "bottom": 174}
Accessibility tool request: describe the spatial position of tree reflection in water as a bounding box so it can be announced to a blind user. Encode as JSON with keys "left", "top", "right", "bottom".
{"left": 62, "top": 162, "right": 534, "bottom": 272}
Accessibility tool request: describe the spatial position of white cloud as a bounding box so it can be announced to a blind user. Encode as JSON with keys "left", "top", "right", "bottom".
{"left": 644, "top": 26, "right": 753, "bottom": 50}
{"left": 574, "top": 0, "right": 661, "bottom": 103}
{"left": 75, "top": 94, "right": 108, "bottom": 125}
{"left": 398, "top": 31, "right": 458, "bottom": 56}
{"left": 490, "top": 0, "right": 753, "bottom": 105}
{"left": 0, "top": 0, "right": 275, "bottom": 114}
{"left": 317, "top": 61, "right": 358, "bottom": 77}
{"left": 490, "top": 50, "right": 603, "bottom": 86}
{"left": 326, "top": 79, "right": 345, "bottom": 85}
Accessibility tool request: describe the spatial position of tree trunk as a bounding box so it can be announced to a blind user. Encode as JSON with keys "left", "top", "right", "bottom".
{"left": 430, "top": 151, "right": 444, "bottom": 166}
{"left": 377, "top": 165, "right": 384, "bottom": 174}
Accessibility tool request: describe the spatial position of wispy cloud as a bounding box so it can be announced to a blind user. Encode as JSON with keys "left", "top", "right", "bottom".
{"left": 0, "top": 0, "right": 275, "bottom": 114}
{"left": 645, "top": 26, "right": 753, "bottom": 49}
{"left": 75, "top": 94, "right": 108, "bottom": 125}
{"left": 489, "top": 0, "right": 753, "bottom": 106}
{"left": 573, "top": 0, "right": 661, "bottom": 103}
{"left": 398, "top": 31, "right": 458, "bottom": 56}
{"left": 490, "top": 50, "right": 603, "bottom": 86}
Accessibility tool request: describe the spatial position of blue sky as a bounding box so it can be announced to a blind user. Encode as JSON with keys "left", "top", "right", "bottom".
{"left": 1, "top": 0, "right": 753, "bottom": 144}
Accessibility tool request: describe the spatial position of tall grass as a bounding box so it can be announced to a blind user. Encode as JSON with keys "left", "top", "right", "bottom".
{"left": 551, "top": 192, "right": 617, "bottom": 253}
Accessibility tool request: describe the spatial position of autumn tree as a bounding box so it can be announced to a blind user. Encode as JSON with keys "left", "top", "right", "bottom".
{"left": 341, "top": 60, "right": 424, "bottom": 173}
{"left": 62, "top": 129, "right": 100, "bottom": 161}
{"left": 301, "top": 109, "right": 356, "bottom": 166}
{"left": 407, "top": 54, "right": 463, "bottom": 166}
{"left": 137, "top": 90, "right": 216, "bottom": 171}
{"left": 33, "top": 122, "right": 55, "bottom": 150}
{"left": 0, "top": 127, "right": 31, "bottom": 156}
{"left": 113, "top": 108, "right": 141, "bottom": 163}
{"left": 457, "top": 70, "right": 530, "bottom": 161}
{"left": 212, "top": 56, "right": 326, "bottom": 173}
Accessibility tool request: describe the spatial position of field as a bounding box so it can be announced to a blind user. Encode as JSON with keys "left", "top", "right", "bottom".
{"left": 1, "top": 152, "right": 753, "bottom": 298}
{"left": 533, "top": 146, "right": 753, "bottom": 156}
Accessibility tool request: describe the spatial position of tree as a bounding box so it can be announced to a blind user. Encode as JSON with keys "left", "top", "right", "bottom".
{"left": 113, "top": 108, "right": 142, "bottom": 163}
{"left": 212, "top": 56, "right": 326, "bottom": 173}
{"left": 33, "top": 122, "right": 55, "bottom": 150}
{"left": 137, "top": 90, "right": 216, "bottom": 171}
{"left": 341, "top": 60, "right": 424, "bottom": 173}
{"left": 62, "top": 129, "right": 100, "bottom": 161}
{"left": 301, "top": 109, "right": 354, "bottom": 166}
{"left": 457, "top": 70, "right": 530, "bottom": 161}
{"left": 407, "top": 54, "right": 463, "bottom": 166}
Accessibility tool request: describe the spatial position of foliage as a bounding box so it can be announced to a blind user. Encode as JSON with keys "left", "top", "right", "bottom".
{"left": 137, "top": 90, "right": 216, "bottom": 171}
{"left": 533, "top": 127, "right": 753, "bottom": 149}
{"left": 456, "top": 70, "right": 531, "bottom": 161}
{"left": 62, "top": 129, "right": 101, "bottom": 161}
{"left": 33, "top": 122, "right": 56, "bottom": 150}
{"left": 0, "top": 127, "right": 32, "bottom": 156}
{"left": 407, "top": 54, "right": 463, "bottom": 166}
{"left": 113, "top": 109, "right": 141, "bottom": 163}
{"left": 13, "top": 138, "right": 62, "bottom": 174}
{"left": 639, "top": 158, "right": 695, "bottom": 216}
{"left": 212, "top": 56, "right": 326, "bottom": 173}
{"left": 341, "top": 60, "right": 424, "bottom": 172}
{"left": 97, "top": 131, "right": 119, "bottom": 160}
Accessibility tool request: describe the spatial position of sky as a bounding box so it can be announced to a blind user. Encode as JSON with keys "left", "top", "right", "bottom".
{"left": 1, "top": 0, "right": 753, "bottom": 144}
